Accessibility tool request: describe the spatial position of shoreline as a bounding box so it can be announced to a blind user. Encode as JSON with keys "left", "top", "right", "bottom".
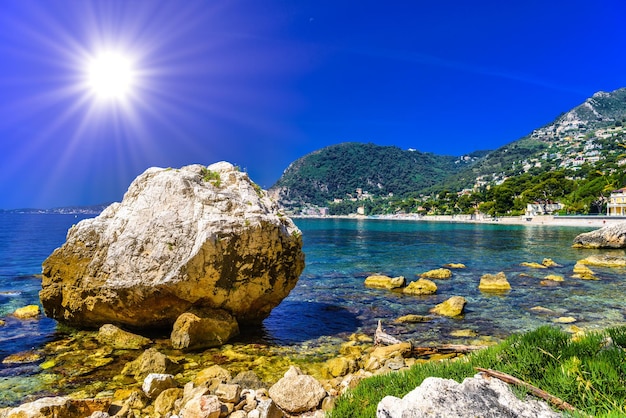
{"left": 293, "top": 214, "right": 626, "bottom": 228}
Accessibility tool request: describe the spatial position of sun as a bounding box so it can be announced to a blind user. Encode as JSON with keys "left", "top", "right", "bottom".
{"left": 86, "top": 51, "right": 136, "bottom": 101}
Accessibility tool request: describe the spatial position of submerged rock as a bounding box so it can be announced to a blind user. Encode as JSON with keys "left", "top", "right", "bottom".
{"left": 96, "top": 324, "right": 151, "bottom": 350}
{"left": 572, "top": 263, "right": 597, "bottom": 280}
{"left": 364, "top": 275, "right": 405, "bottom": 289}
{"left": 443, "top": 263, "right": 466, "bottom": 269}
{"left": 377, "top": 374, "right": 561, "bottom": 418}
{"left": 402, "top": 279, "right": 437, "bottom": 295}
{"left": 577, "top": 254, "right": 626, "bottom": 268}
{"left": 40, "top": 162, "right": 304, "bottom": 331}
{"left": 429, "top": 296, "right": 466, "bottom": 317}
{"left": 573, "top": 222, "right": 626, "bottom": 248}
{"left": 478, "top": 272, "right": 511, "bottom": 292}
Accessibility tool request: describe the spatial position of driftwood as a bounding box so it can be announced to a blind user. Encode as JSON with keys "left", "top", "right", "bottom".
{"left": 476, "top": 367, "right": 577, "bottom": 412}
{"left": 374, "top": 320, "right": 486, "bottom": 357}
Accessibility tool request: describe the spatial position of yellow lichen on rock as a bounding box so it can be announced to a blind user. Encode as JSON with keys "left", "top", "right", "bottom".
{"left": 429, "top": 296, "right": 466, "bottom": 317}
{"left": 364, "top": 275, "right": 405, "bottom": 289}
{"left": 420, "top": 268, "right": 452, "bottom": 279}
{"left": 403, "top": 279, "right": 437, "bottom": 295}
{"left": 478, "top": 272, "right": 511, "bottom": 292}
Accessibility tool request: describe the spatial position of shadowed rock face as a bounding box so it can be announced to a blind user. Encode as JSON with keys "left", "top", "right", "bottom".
{"left": 40, "top": 162, "right": 305, "bottom": 330}
{"left": 573, "top": 222, "right": 626, "bottom": 248}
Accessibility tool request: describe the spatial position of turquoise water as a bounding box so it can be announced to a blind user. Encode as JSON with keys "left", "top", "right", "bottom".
{"left": 1, "top": 214, "right": 626, "bottom": 404}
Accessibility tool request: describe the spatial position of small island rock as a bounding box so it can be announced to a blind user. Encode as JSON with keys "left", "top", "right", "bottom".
{"left": 478, "top": 272, "right": 511, "bottom": 292}
{"left": 429, "top": 296, "right": 466, "bottom": 317}
{"left": 40, "top": 162, "right": 304, "bottom": 331}
{"left": 364, "top": 275, "right": 405, "bottom": 289}
{"left": 403, "top": 279, "right": 437, "bottom": 295}
{"left": 419, "top": 268, "right": 452, "bottom": 279}
{"left": 573, "top": 222, "right": 626, "bottom": 248}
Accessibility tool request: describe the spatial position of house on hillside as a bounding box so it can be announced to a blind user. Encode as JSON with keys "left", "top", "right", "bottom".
{"left": 525, "top": 202, "right": 563, "bottom": 217}
{"left": 608, "top": 188, "right": 626, "bottom": 216}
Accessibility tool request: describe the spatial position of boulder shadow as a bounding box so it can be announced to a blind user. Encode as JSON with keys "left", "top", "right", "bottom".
{"left": 239, "top": 301, "right": 361, "bottom": 345}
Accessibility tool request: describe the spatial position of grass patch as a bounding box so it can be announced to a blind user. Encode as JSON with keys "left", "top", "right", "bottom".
{"left": 200, "top": 167, "right": 221, "bottom": 187}
{"left": 329, "top": 326, "right": 626, "bottom": 418}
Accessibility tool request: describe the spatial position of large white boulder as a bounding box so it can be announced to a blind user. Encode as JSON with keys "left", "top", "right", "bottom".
{"left": 377, "top": 374, "right": 562, "bottom": 418}
{"left": 40, "top": 162, "right": 304, "bottom": 331}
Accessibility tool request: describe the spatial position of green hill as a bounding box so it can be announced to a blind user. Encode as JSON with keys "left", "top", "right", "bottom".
{"left": 270, "top": 143, "right": 483, "bottom": 208}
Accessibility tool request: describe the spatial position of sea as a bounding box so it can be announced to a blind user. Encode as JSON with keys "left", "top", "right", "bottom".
{"left": 1, "top": 213, "right": 626, "bottom": 405}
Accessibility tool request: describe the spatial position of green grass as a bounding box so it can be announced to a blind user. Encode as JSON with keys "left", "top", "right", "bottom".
{"left": 329, "top": 326, "right": 626, "bottom": 418}
{"left": 200, "top": 167, "right": 221, "bottom": 187}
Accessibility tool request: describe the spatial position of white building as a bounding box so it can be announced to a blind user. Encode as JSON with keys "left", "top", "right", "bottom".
{"left": 608, "top": 188, "right": 626, "bottom": 216}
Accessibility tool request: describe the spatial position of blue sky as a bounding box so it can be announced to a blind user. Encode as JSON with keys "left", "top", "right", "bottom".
{"left": 1, "top": 0, "right": 625, "bottom": 209}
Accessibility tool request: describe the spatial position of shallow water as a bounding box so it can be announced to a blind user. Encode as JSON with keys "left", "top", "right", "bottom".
{"left": 1, "top": 215, "right": 626, "bottom": 406}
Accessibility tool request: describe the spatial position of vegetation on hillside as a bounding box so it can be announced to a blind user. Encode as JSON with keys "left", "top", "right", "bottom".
{"left": 271, "top": 88, "right": 626, "bottom": 216}
{"left": 330, "top": 326, "right": 626, "bottom": 418}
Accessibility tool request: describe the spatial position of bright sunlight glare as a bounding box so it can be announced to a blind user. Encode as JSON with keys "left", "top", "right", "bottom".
{"left": 86, "top": 51, "right": 136, "bottom": 101}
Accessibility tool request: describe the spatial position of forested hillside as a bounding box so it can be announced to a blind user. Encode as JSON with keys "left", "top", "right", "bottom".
{"left": 270, "top": 143, "right": 482, "bottom": 208}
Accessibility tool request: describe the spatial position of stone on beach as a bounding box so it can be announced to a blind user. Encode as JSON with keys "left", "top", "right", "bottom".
{"left": 573, "top": 222, "right": 626, "bottom": 248}
{"left": 170, "top": 309, "right": 240, "bottom": 350}
{"left": 478, "top": 272, "right": 511, "bottom": 292}
{"left": 268, "top": 366, "right": 327, "bottom": 414}
{"left": 364, "top": 274, "right": 405, "bottom": 289}
{"left": 377, "top": 374, "right": 561, "bottom": 418}
{"left": 429, "top": 296, "right": 466, "bottom": 317}
{"left": 402, "top": 278, "right": 437, "bottom": 295}
{"left": 39, "top": 162, "right": 304, "bottom": 333}
{"left": 419, "top": 268, "right": 452, "bottom": 279}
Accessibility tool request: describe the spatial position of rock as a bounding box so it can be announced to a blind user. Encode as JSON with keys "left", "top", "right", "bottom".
{"left": 268, "top": 367, "right": 327, "bottom": 414}
{"left": 256, "top": 399, "right": 283, "bottom": 418}
{"left": 40, "top": 162, "right": 305, "bottom": 330}
{"left": 542, "top": 258, "right": 560, "bottom": 267}
{"left": 450, "top": 329, "right": 478, "bottom": 338}
{"left": 325, "top": 357, "right": 357, "bottom": 378}
{"left": 394, "top": 314, "right": 432, "bottom": 323}
{"left": 554, "top": 316, "right": 577, "bottom": 324}
{"left": 544, "top": 274, "right": 564, "bottom": 282}
{"left": 121, "top": 348, "right": 181, "bottom": 381}
{"left": 96, "top": 324, "right": 151, "bottom": 349}
{"left": 367, "top": 342, "right": 412, "bottom": 369}
{"left": 179, "top": 393, "right": 221, "bottom": 418}
{"left": 530, "top": 306, "right": 556, "bottom": 315}
{"left": 143, "top": 373, "right": 177, "bottom": 399}
{"left": 419, "top": 268, "right": 452, "bottom": 279}
{"left": 12, "top": 305, "right": 40, "bottom": 319}
{"left": 193, "top": 365, "right": 232, "bottom": 388}
{"left": 4, "top": 397, "right": 111, "bottom": 418}
{"left": 429, "top": 296, "right": 466, "bottom": 317}
{"left": 171, "top": 309, "right": 239, "bottom": 350}
{"left": 540, "top": 280, "right": 560, "bottom": 287}
{"left": 2, "top": 351, "right": 41, "bottom": 364}
{"left": 402, "top": 278, "right": 437, "bottom": 295}
{"left": 154, "top": 387, "right": 183, "bottom": 417}
{"left": 572, "top": 263, "right": 597, "bottom": 280}
{"left": 364, "top": 275, "right": 405, "bottom": 289}
{"left": 377, "top": 374, "right": 561, "bottom": 418}
{"left": 520, "top": 261, "right": 547, "bottom": 269}
{"left": 478, "top": 272, "right": 511, "bottom": 292}
{"left": 443, "top": 263, "right": 466, "bottom": 269}
{"left": 577, "top": 254, "right": 626, "bottom": 268}
{"left": 573, "top": 222, "right": 626, "bottom": 248}
{"left": 215, "top": 383, "right": 241, "bottom": 404}
{"left": 230, "top": 371, "right": 265, "bottom": 390}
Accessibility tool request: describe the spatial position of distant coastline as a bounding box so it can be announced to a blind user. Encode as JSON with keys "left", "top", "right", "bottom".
{"left": 292, "top": 213, "right": 626, "bottom": 228}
